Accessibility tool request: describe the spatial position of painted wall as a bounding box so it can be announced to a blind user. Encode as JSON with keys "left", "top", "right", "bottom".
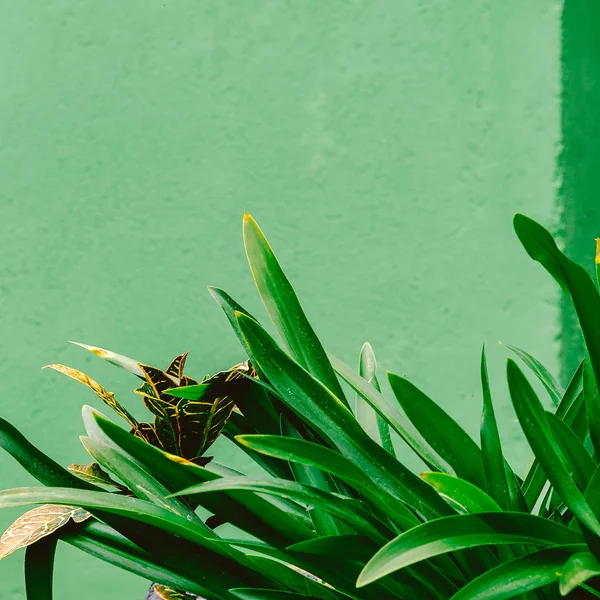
{"left": 0, "top": 2, "right": 563, "bottom": 598}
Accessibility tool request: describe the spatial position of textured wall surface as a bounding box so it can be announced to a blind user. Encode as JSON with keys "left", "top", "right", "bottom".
{"left": 0, "top": 2, "right": 562, "bottom": 597}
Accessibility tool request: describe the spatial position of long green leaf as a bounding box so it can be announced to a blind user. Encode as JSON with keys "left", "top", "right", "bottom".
{"left": 584, "top": 356, "right": 600, "bottom": 458}
{"left": 0, "top": 487, "right": 241, "bottom": 562}
{"left": 85, "top": 407, "right": 315, "bottom": 546}
{"left": 25, "top": 534, "right": 57, "bottom": 600}
{"left": 522, "top": 361, "right": 585, "bottom": 509}
{"left": 288, "top": 534, "right": 458, "bottom": 600}
{"left": 234, "top": 312, "right": 452, "bottom": 519}
{"left": 61, "top": 520, "right": 214, "bottom": 597}
{"left": 449, "top": 545, "right": 587, "bottom": 600}
{"left": 329, "top": 353, "right": 449, "bottom": 473}
{"left": 557, "top": 360, "right": 585, "bottom": 420}
{"left": 0, "top": 416, "right": 95, "bottom": 489}
{"left": 507, "top": 358, "right": 600, "bottom": 535}
{"left": 545, "top": 412, "right": 596, "bottom": 492}
{"left": 357, "top": 512, "right": 583, "bottom": 587}
{"left": 559, "top": 552, "right": 600, "bottom": 596}
{"left": 0, "top": 487, "right": 274, "bottom": 595}
{"left": 421, "top": 472, "right": 502, "bottom": 513}
{"left": 480, "top": 347, "right": 515, "bottom": 512}
{"left": 242, "top": 214, "right": 348, "bottom": 407}
{"left": 230, "top": 591, "right": 319, "bottom": 600}
{"left": 514, "top": 214, "right": 600, "bottom": 446}
{"left": 80, "top": 436, "right": 201, "bottom": 522}
{"left": 356, "top": 343, "right": 394, "bottom": 455}
{"left": 504, "top": 344, "right": 563, "bottom": 406}
{"left": 388, "top": 372, "right": 485, "bottom": 489}
{"left": 236, "top": 434, "right": 419, "bottom": 530}
{"left": 172, "top": 477, "right": 390, "bottom": 541}
{"left": 279, "top": 417, "right": 347, "bottom": 538}
{"left": 0, "top": 415, "right": 249, "bottom": 595}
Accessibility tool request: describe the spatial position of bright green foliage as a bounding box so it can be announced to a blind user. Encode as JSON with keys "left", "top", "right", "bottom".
{"left": 2, "top": 213, "right": 600, "bottom": 599}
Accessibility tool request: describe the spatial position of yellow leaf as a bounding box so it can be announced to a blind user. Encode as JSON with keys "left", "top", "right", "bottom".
{"left": 0, "top": 504, "right": 91, "bottom": 560}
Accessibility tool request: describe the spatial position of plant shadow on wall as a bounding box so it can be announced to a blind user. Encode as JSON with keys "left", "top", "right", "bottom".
{"left": 1, "top": 214, "right": 600, "bottom": 599}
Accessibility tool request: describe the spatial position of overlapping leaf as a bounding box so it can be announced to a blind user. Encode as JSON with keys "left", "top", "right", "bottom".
{"left": 0, "top": 504, "right": 90, "bottom": 560}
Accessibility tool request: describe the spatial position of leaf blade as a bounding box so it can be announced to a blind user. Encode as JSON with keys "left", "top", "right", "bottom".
{"left": 559, "top": 551, "right": 600, "bottom": 596}
{"left": 357, "top": 512, "right": 583, "bottom": 587}
{"left": 420, "top": 473, "right": 502, "bottom": 514}
{"left": 235, "top": 312, "right": 452, "bottom": 519}
{"left": 504, "top": 344, "right": 563, "bottom": 406}
{"left": 449, "top": 546, "right": 587, "bottom": 600}
{"left": 388, "top": 372, "right": 485, "bottom": 488}
{"left": 356, "top": 343, "right": 394, "bottom": 456}
{"left": 25, "top": 533, "right": 57, "bottom": 600}
{"left": 242, "top": 214, "right": 348, "bottom": 407}
{"left": 507, "top": 358, "right": 600, "bottom": 535}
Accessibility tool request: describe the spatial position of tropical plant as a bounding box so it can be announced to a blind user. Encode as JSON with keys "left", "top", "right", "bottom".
{"left": 1, "top": 213, "right": 600, "bottom": 600}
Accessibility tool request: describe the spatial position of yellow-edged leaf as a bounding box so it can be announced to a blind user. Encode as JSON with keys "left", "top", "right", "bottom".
{"left": 0, "top": 504, "right": 91, "bottom": 560}
{"left": 44, "top": 364, "right": 140, "bottom": 431}
{"left": 68, "top": 462, "right": 127, "bottom": 491}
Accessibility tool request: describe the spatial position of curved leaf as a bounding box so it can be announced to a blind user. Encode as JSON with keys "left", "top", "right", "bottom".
{"left": 0, "top": 487, "right": 240, "bottom": 561}
{"left": 545, "top": 412, "right": 596, "bottom": 491}
{"left": 85, "top": 407, "right": 314, "bottom": 547}
{"left": 388, "top": 372, "right": 485, "bottom": 489}
{"left": 329, "top": 353, "right": 449, "bottom": 474}
{"left": 507, "top": 358, "right": 600, "bottom": 535}
{"left": 172, "top": 477, "right": 390, "bottom": 541}
{"left": 560, "top": 552, "right": 600, "bottom": 596}
{"left": 450, "top": 545, "right": 587, "bottom": 600}
{"left": 480, "top": 347, "right": 523, "bottom": 512}
{"left": 162, "top": 384, "right": 212, "bottom": 401}
{"left": 514, "top": 214, "right": 600, "bottom": 448}
{"left": 43, "top": 364, "right": 140, "bottom": 431}
{"left": 0, "top": 416, "right": 97, "bottom": 489}
{"left": 584, "top": 356, "right": 600, "bottom": 458}
{"left": 61, "top": 520, "right": 217, "bottom": 597}
{"left": 234, "top": 312, "right": 452, "bottom": 519}
{"left": 80, "top": 436, "right": 200, "bottom": 522}
{"left": 236, "top": 434, "right": 419, "bottom": 530}
{"left": 357, "top": 512, "right": 582, "bottom": 586}
{"left": 69, "top": 341, "right": 145, "bottom": 377}
{"left": 420, "top": 473, "right": 502, "bottom": 513}
{"left": 67, "top": 462, "right": 127, "bottom": 491}
{"left": 356, "top": 343, "right": 393, "bottom": 456}
{"left": 242, "top": 214, "right": 348, "bottom": 407}
{"left": 230, "top": 591, "right": 317, "bottom": 600}
{"left": 278, "top": 417, "right": 347, "bottom": 538}
{"left": 522, "top": 361, "right": 585, "bottom": 509}
{"left": 504, "top": 344, "right": 563, "bottom": 406}
{"left": 0, "top": 504, "right": 90, "bottom": 560}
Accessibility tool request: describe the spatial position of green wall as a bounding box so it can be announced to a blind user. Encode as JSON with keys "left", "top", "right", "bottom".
{"left": 0, "top": 2, "right": 563, "bottom": 597}
{"left": 559, "top": 0, "right": 600, "bottom": 381}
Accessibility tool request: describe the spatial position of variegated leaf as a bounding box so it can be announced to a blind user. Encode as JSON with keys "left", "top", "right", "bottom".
{"left": 68, "top": 462, "right": 127, "bottom": 491}
{"left": 148, "top": 584, "right": 196, "bottom": 599}
{"left": 138, "top": 365, "right": 179, "bottom": 401}
{"left": 0, "top": 504, "right": 91, "bottom": 560}
{"left": 44, "top": 364, "right": 140, "bottom": 431}
{"left": 174, "top": 361, "right": 254, "bottom": 458}
{"left": 166, "top": 352, "right": 189, "bottom": 383}
{"left": 176, "top": 396, "right": 236, "bottom": 459}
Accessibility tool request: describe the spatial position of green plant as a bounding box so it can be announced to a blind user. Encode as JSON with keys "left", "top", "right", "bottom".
{"left": 2, "top": 213, "right": 600, "bottom": 599}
